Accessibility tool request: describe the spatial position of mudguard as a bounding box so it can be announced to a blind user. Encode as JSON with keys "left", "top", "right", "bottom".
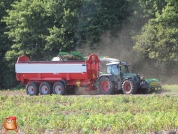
{"left": 98, "top": 74, "right": 115, "bottom": 82}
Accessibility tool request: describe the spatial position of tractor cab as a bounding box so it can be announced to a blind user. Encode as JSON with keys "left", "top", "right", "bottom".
{"left": 106, "top": 62, "right": 140, "bottom": 84}
{"left": 106, "top": 62, "right": 129, "bottom": 75}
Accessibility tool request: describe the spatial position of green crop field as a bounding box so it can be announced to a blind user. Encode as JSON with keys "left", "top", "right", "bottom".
{"left": 0, "top": 85, "right": 178, "bottom": 134}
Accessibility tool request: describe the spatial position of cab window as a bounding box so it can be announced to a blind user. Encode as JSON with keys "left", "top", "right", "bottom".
{"left": 112, "top": 65, "right": 119, "bottom": 75}
{"left": 107, "top": 65, "right": 112, "bottom": 74}
{"left": 121, "top": 66, "right": 129, "bottom": 73}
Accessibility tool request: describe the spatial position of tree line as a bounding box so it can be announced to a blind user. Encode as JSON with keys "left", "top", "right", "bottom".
{"left": 0, "top": 0, "right": 177, "bottom": 89}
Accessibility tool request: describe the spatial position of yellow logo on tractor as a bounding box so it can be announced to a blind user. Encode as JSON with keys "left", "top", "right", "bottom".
{"left": 151, "top": 82, "right": 158, "bottom": 86}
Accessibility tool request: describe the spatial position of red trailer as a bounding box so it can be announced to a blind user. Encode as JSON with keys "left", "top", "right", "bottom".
{"left": 15, "top": 54, "right": 100, "bottom": 95}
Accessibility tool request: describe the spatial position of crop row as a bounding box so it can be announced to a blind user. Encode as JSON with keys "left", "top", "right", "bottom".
{"left": 0, "top": 94, "right": 178, "bottom": 133}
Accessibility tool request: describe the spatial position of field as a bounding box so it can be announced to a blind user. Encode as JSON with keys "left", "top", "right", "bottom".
{"left": 0, "top": 85, "right": 178, "bottom": 134}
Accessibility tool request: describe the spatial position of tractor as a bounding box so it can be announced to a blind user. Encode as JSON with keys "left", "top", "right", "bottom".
{"left": 97, "top": 61, "right": 149, "bottom": 94}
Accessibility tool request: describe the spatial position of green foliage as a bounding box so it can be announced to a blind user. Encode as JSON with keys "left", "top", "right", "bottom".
{"left": 127, "top": 0, "right": 167, "bottom": 32}
{"left": 133, "top": 0, "right": 178, "bottom": 76}
{"left": 0, "top": 0, "right": 18, "bottom": 89}
{"left": 77, "top": 0, "right": 129, "bottom": 47}
{"left": 0, "top": 94, "right": 177, "bottom": 133}
{"left": 45, "top": 0, "right": 82, "bottom": 52}
{"left": 4, "top": 0, "right": 53, "bottom": 60}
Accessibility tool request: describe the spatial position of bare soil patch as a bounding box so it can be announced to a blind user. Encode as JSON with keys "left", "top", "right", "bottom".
{"left": 0, "top": 88, "right": 177, "bottom": 96}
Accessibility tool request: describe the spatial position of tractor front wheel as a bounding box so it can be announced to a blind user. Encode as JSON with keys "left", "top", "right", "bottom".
{"left": 98, "top": 77, "right": 114, "bottom": 94}
{"left": 122, "top": 79, "right": 137, "bottom": 94}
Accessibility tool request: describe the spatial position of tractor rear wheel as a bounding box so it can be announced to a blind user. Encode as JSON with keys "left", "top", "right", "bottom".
{"left": 26, "top": 82, "right": 39, "bottom": 96}
{"left": 122, "top": 79, "right": 137, "bottom": 94}
{"left": 98, "top": 77, "right": 114, "bottom": 94}
{"left": 39, "top": 82, "right": 52, "bottom": 95}
{"left": 53, "top": 81, "right": 66, "bottom": 95}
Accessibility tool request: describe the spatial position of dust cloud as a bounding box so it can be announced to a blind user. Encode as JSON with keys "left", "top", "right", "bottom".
{"left": 75, "top": 87, "right": 98, "bottom": 95}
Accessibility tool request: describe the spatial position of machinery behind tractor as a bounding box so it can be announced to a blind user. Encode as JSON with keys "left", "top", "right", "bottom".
{"left": 52, "top": 51, "right": 85, "bottom": 61}
{"left": 146, "top": 78, "right": 162, "bottom": 91}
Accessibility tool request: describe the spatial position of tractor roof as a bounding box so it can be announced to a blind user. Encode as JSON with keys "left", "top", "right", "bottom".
{"left": 106, "top": 61, "right": 127, "bottom": 66}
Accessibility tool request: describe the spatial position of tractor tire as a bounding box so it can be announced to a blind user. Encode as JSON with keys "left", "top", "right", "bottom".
{"left": 39, "top": 82, "right": 52, "bottom": 95}
{"left": 98, "top": 77, "right": 115, "bottom": 95}
{"left": 66, "top": 85, "right": 77, "bottom": 95}
{"left": 26, "top": 82, "right": 39, "bottom": 96}
{"left": 122, "top": 79, "right": 137, "bottom": 94}
{"left": 53, "top": 81, "right": 66, "bottom": 95}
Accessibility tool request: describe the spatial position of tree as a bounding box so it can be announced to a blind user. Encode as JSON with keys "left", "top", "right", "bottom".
{"left": 0, "top": 0, "right": 17, "bottom": 89}
{"left": 4, "top": 0, "right": 55, "bottom": 61}
{"left": 133, "top": 0, "right": 178, "bottom": 75}
{"left": 127, "top": 0, "right": 167, "bottom": 33}
{"left": 4, "top": 0, "right": 82, "bottom": 61}
{"left": 77, "top": 0, "right": 129, "bottom": 48}
{"left": 45, "top": 0, "right": 82, "bottom": 52}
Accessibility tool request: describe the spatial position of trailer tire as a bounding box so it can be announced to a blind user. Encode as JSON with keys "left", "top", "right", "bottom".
{"left": 122, "top": 79, "right": 137, "bottom": 94}
{"left": 98, "top": 77, "right": 114, "bottom": 94}
{"left": 53, "top": 81, "right": 66, "bottom": 95}
{"left": 26, "top": 82, "right": 39, "bottom": 96}
{"left": 39, "top": 82, "right": 52, "bottom": 95}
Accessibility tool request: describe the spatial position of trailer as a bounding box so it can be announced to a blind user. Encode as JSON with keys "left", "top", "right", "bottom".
{"left": 15, "top": 54, "right": 100, "bottom": 95}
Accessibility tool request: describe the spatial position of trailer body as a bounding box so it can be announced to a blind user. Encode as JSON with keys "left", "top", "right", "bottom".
{"left": 15, "top": 54, "right": 100, "bottom": 95}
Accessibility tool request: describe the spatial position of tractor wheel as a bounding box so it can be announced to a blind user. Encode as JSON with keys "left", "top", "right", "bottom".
{"left": 66, "top": 85, "right": 77, "bottom": 95}
{"left": 53, "top": 81, "right": 66, "bottom": 95}
{"left": 98, "top": 77, "right": 114, "bottom": 94}
{"left": 122, "top": 79, "right": 137, "bottom": 94}
{"left": 26, "top": 82, "right": 39, "bottom": 96}
{"left": 39, "top": 82, "right": 52, "bottom": 95}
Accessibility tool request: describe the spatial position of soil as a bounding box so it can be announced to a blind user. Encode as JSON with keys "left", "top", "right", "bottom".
{"left": 0, "top": 88, "right": 178, "bottom": 96}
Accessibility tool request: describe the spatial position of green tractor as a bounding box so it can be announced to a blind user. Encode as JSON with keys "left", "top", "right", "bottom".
{"left": 97, "top": 61, "right": 149, "bottom": 94}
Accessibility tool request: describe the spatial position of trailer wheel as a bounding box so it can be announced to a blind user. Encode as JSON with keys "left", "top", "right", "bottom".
{"left": 39, "top": 82, "right": 52, "bottom": 95}
{"left": 53, "top": 82, "right": 66, "bottom": 95}
{"left": 26, "top": 82, "right": 39, "bottom": 96}
{"left": 122, "top": 79, "right": 137, "bottom": 94}
{"left": 98, "top": 77, "right": 114, "bottom": 94}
